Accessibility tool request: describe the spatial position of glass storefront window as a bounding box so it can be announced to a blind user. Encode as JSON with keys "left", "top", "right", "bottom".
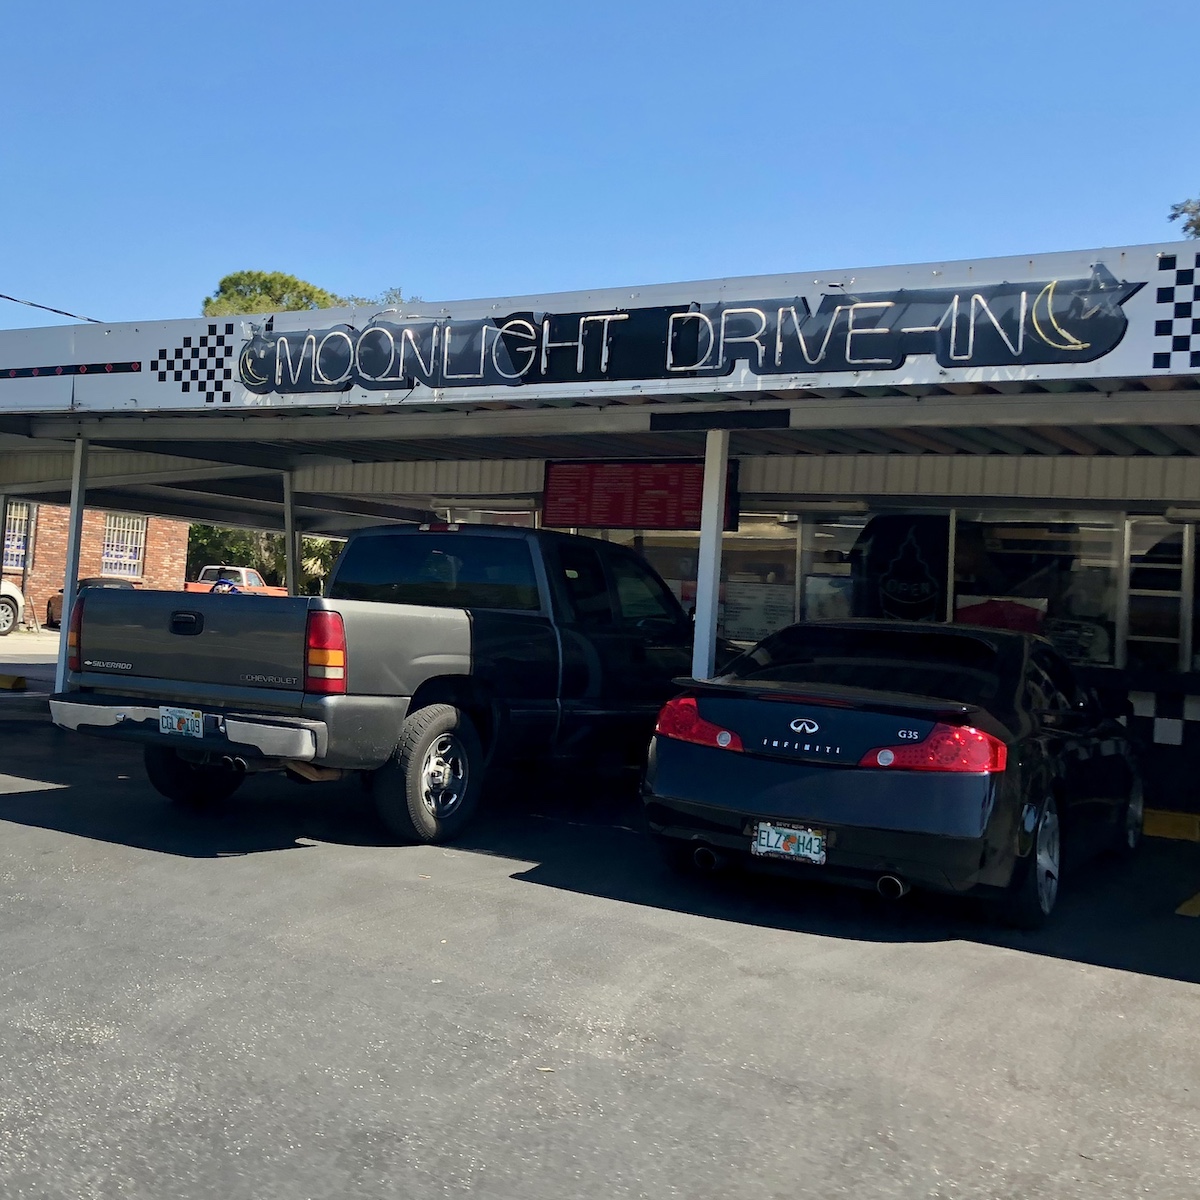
{"left": 596, "top": 516, "right": 799, "bottom": 644}
{"left": 799, "top": 515, "right": 872, "bottom": 620}
{"left": 954, "top": 512, "right": 1120, "bottom": 665}
{"left": 1127, "top": 518, "right": 1186, "bottom": 672}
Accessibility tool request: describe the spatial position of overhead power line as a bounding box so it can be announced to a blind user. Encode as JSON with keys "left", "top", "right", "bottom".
{"left": 0, "top": 291, "right": 103, "bottom": 324}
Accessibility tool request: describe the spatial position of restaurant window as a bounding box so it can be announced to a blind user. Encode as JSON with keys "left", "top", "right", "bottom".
{"left": 3, "top": 502, "right": 30, "bottom": 570}
{"left": 625, "top": 515, "right": 799, "bottom": 644}
{"left": 953, "top": 513, "right": 1120, "bottom": 666}
{"left": 101, "top": 513, "right": 147, "bottom": 578}
{"left": 1126, "top": 518, "right": 1188, "bottom": 673}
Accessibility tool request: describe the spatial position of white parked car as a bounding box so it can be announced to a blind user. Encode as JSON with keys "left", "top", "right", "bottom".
{"left": 0, "top": 579, "right": 24, "bottom": 636}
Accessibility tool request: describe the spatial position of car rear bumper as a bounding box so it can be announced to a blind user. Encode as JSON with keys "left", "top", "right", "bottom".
{"left": 645, "top": 793, "right": 990, "bottom": 893}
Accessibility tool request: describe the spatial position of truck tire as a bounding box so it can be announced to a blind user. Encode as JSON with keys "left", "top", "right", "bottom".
{"left": 0, "top": 596, "right": 17, "bottom": 636}
{"left": 143, "top": 745, "right": 245, "bottom": 807}
{"left": 372, "top": 704, "right": 483, "bottom": 843}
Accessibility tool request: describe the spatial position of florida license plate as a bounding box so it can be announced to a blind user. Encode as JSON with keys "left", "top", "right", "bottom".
{"left": 159, "top": 706, "right": 204, "bottom": 738}
{"left": 751, "top": 822, "right": 827, "bottom": 864}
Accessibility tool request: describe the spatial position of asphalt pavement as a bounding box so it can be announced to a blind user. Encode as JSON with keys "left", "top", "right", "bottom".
{"left": 1, "top": 699, "right": 1199, "bottom": 1199}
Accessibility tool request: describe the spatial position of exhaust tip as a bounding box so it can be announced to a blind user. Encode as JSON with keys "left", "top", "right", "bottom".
{"left": 693, "top": 846, "right": 723, "bottom": 871}
{"left": 876, "top": 875, "right": 910, "bottom": 900}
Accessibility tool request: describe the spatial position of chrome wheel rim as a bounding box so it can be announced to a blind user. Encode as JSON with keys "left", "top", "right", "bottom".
{"left": 420, "top": 734, "right": 468, "bottom": 818}
{"left": 1036, "top": 804, "right": 1061, "bottom": 915}
{"left": 1126, "top": 783, "right": 1144, "bottom": 850}
{"left": 0, "top": 602, "right": 13, "bottom": 633}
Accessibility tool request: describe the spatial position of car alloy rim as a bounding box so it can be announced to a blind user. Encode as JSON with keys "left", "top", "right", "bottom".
{"left": 0, "top": 602, "right": 13, "bottom": 632}
{"left": 421, "top": 733, "right": 468, "bottom": 818}
{"left": 1126, "top": 783, "right": 1144, "bottom": 849}
{"left": 1036, "top": 803, "right": 1061, "bottom": 914}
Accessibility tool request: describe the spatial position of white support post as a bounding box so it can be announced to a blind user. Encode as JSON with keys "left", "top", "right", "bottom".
{"left": 691, "top": 428, "right": 730, "bottom": 680}
{"left": 283, "top": 471, "right": 299, "bottom": 596}
{"left": 54, "top": 438, "right": 89, "bottom": 692}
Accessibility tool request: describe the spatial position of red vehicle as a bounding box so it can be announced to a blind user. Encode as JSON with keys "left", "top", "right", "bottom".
{"left": 183, "top": 566, "right": 288, "bottom": 596}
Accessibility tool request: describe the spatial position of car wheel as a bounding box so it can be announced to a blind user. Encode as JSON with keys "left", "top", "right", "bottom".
{"left": 372, "top": 704, "right": 483, "bottom": 844}
{"left": 1113, "top": 778, "right": 1144, "bottom": 859}
{"left": 0, "top": 596, "right": 17, "bottom": 636}
{"left": 143, "top": 745, "right": 245, "bottom": 807}
{"left": 1002, "top": 795, "right": 1061, "bottom": 930}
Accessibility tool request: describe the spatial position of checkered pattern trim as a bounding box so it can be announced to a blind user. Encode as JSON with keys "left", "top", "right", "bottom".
{"left": 1124, "top": 690, "right": 1200, "bottom": 745}
{"left": 1151, "top": 252, "right": 1200, "bottom": 371}
{"left": 150, "top": 323, "right": 236, "bottom": 404}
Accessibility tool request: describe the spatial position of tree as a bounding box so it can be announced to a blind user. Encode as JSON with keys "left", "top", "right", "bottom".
{"left": 1169, "top": 198, "right": 1200, "bottom": 238}
{"left": 187, "top": 524, "right": 344, "bottom": 594}
{"left": 202, "top": 271, "right": 342, "bottom": 316}
{"left": 202, "top": 274, "right": 417, "bottom": 316}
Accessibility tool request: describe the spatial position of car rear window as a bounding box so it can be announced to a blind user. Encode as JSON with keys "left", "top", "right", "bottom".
{"left": 328, "top": 534, "right": 541, "bottom": 612}
{"left": 728, "top": 626, "right": 1004, "bottom": 705}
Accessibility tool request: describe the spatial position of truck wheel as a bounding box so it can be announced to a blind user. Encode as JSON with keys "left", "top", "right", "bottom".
{"left": 0, "top": 597, "right": 17, "bottom": 636}
{"left": 373, "top": 704, "right": 483, "bottom": 843}
{"left": 143, "top": 745, "right": 245, "bottom": 807}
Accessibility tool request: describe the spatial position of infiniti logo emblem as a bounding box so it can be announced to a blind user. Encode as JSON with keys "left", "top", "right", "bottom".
{"left": 790, "top": 718, "right": 820, "bottom": 734}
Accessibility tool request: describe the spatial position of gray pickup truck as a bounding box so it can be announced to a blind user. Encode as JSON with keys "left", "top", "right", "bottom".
{"left": 51, "top": 525, "right": 702, "bottom": 842}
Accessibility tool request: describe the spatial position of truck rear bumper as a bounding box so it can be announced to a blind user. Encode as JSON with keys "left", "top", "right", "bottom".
{"left": 50, "top": 696, "right": 326, "bottom": 762}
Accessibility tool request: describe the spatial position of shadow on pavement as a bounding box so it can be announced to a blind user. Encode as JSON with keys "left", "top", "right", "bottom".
{"left": 3, "top": 717, "right": 1200, "bottom": 985}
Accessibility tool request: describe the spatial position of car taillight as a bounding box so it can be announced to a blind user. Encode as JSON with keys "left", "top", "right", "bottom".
{"left": 305, "top": 610, "right": 347, "bottom": 695}
{"left": 654, "top": 695, "right": 743, "bottom": 752}
{"left": 67, "top": 593, "right": 84, "bottom": 673}
{"left": 858, "top": 723, "right": 1007, "bottom": 774}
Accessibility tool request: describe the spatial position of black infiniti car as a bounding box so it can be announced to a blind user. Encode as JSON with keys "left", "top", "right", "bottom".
{"left": 642, "top": 620, "right": 1142, "bottom": 927}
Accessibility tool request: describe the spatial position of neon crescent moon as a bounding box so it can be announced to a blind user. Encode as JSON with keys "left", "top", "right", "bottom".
{"left": 1031, "top": 281, "right": 1090, "bottom": 352}
{"left": 239, "top": 347, "right": 269, "bottom": 386}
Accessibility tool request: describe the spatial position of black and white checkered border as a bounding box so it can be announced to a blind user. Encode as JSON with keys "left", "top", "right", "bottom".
{"left": 150, "top": 323, "right": 236, "bottom": 404}
{"left": 1124, "top": 689, "right": 1200, "bottom": 746}
{"left": 1151, "top": 252, "right": 1200, "bottom": 371}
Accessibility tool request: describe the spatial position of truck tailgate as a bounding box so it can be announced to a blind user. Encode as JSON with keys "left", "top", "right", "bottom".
{"left": 76, "top": 588, "right": 312, "bottom": 703}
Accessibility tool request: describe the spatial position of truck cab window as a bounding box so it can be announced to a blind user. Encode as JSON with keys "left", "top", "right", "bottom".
{"left": 557, "top": 543, "right": 614, "bottom": 628}
{"left": 608, "top": 552, "right": 682, "bottom": 628}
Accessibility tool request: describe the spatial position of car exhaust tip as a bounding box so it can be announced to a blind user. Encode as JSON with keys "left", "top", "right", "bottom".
{"left": 219, "top": 756, "right": 247, "bottom": 775}
{"left": 693, "top": 846, "right": 724, "bottom": 871}
{"left": 876, "top": 875, "right": 910, "bottom": 900}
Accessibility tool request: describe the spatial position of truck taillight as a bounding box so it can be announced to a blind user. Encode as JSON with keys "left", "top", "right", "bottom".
{"left": 67, "top": 593, "right": 84, "bottom": 673}
{"left": 305, "top": 610, "right": 347, "bottom": 695}
{"left": 858, "top": 723, "right": 1007, "bottom": 774}
{"left": 654, "top": 695, "right": 743, "bottom": 752}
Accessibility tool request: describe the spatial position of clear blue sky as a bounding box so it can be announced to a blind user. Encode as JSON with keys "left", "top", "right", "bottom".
{"left": 2, "top": 0, "right": 1197, "bottom": 329}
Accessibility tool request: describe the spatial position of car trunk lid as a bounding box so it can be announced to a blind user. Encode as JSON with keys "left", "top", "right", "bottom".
{"left": 683, "top": 678, "right": 979, "bottom": 768}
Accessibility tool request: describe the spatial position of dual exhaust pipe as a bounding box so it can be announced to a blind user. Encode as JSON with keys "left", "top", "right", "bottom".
{"left": 690, "top": 844, "right": 910, "bottom": 899}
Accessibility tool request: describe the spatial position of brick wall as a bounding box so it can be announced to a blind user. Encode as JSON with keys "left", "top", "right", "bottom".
{"left": 1, "top": 504, "right": 189, "bottom": 627}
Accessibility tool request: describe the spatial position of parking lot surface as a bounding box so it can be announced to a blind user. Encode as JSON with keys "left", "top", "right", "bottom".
{"left": 1, "top": 702, "right": 1199, "bottom": 1199}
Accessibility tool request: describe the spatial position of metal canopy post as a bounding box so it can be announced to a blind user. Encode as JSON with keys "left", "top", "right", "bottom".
{"left": 282, "top": 471, "right": 299, "bottom": 596}
{"left": 54, "top": 438, "right": 89, "bottom": 693}
{"left": 692, "top": 429, "right": 730, "bottom": 680}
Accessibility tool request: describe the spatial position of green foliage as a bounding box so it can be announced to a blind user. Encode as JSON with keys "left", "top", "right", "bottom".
{"left": 336, "top": 286, "right": 420, "bottom": 309}
{"left": 1169, "top": 198, "right": 1200, "bottom": 239}
{"left": 202, "top": 271, "right": 342, "bottom": 316}
{"left": 187, "top": 524, "right": 344, "bottom": 594}
{"left": 202, "top": 274, "right": 418, "bottom": 317}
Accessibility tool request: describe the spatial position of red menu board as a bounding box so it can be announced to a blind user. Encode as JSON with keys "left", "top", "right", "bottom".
{"left": 542, "top": 460, "right": 738, "bottom": 530}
